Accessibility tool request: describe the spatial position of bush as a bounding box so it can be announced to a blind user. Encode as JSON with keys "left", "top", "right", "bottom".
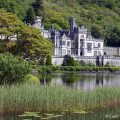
{"left": 62, "top": 56, "right": 75, "bottom": 66}
{"left": 46, "top": 55, "right": 52, "bottom": 66}
{"left": 45, "top": 67, "right": 52, "bottom": 73}
{"left": 87, "top": 62, "right": 95, "bottom": 66}
{"left": 51, "top": 66, "right": 60, "bottom": 71}
{"left": 26, "top": 74, "right": 39, "bottom": 84}
{"left": 79, "top": 60, "right": 86, "bottom": 66}
{"left": 104, "top": 62, "right": 110, "bottom": 67}
{"left": 107, "top": 67, "right": 117, "bottom": 72}
{"left": 0, "top": 53, "right": 31, "bottom": 84}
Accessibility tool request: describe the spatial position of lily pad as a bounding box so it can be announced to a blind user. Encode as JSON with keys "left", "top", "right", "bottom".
{"left": 73, "top": 110, "right": 88, "bottom": 114}
{"left": 40, "top": 118, "right": 50, "bottom": 120}
{"left": 61, "top": 112, "right": 65, "bottom": 114}
{"left": 24, "top": 112, "right": 39, "bottom": 114}
{"left": 18, "top": 111, "right": 41, "bottom": 118}
{"left": 50, "top": 115, "right": 62, "bottom": 118}
{"left": 44, "top": 113, "right": 54, "bottom": 116}
{"left": 23, "top": 119, "right": 32, "bottom": 120}
{"left": 18, "top": 114, "right": 28, "bottom": 117}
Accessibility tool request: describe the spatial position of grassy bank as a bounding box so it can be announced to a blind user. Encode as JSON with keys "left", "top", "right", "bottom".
{"left": 0, "top": 83, "right": 120, "bottom": 114}
{"left": 32, "top": 66, "right": 120, "bottom": 73}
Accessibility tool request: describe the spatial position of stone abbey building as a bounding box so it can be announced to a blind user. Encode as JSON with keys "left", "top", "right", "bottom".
{"left": 33, "top": 16, "right": 104, "bottom": 57}
{"left": 1, "top": 16, "right": 120, "bottom": 66}
{"left": 33, "top": 16, "right": 120, "bottom": 66}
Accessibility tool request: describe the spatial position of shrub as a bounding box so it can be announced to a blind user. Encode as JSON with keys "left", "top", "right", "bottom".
{"left": 79, "top": 60, "right": 86, "bottom": 66}
{"left": 62, "top": 56, "right": 75, "bottom": 66}
{"left": 38, "top": 69, "right": 44, "bottom": 73}
{"left": 68, "top": 66, "right": 76, "bottom": 71}
{"left": 0, "top": 53, "right": 31, "bottom": 84}
{"left": 45, "top": 67, "right": 52, "bottom": 73}
{"left": 51, "top": 66, "right": 60, "bottom": 71}
{"left": 104, "top": 62, "right": 110, "bottom": 67}
{"left": 68, "top": 56, "right": 75, "bottom": 66}
{"left": 74, "top": 60, "right": 80, "bottom": 66}
{"left": 61, "top": 66, "right": 69, "bottom": 71}
{"left": 87, "top": 62, "right": 95, "bottom": 66}
{"left": 107, "top": 67, "right": 117, "bottom": 72}
{"left": 26, "top": 74, "right": 39, "bottom": 84}
{"left": 46, "top": 55, "right": 52, "bottom": 66}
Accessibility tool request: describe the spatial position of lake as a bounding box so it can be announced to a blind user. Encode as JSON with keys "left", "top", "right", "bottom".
{"left": 1, "top": 107, "right": 120, "bottom": 120}
{"left": 1, "top": 72, "right": 120, "bottom": 119}
{"left": 34, "top": 72, "right": 120, "bottom": 91}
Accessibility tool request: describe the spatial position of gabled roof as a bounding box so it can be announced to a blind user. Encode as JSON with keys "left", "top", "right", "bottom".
{"left": 59, "top": 30, "right": 69, "bottom": 37}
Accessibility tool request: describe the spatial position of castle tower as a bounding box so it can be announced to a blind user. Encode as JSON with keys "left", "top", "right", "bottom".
{"left": 33, "top": 16, "right": 44, "bottom": 30}
{"left": 34, "top": 16, "right": 42, "bottom": 24}
{"left": 69, "top": 16, "right": 76, "bottom": 36}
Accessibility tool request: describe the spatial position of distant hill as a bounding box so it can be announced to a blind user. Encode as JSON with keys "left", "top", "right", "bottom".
{"left": 1, "top": 0, "right": 120, "bottom": 47}
{"left": 0, "top": 0, "right": 35, "bottom": 20}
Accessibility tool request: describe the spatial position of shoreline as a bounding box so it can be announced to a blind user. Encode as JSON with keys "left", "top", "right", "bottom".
{"left": 32, "top": 65, "right": 120, "bottom": 73}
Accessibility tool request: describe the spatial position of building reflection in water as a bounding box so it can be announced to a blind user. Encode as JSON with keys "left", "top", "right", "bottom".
{"left": 39, "top": 73, "right": 120, "bottom": 91}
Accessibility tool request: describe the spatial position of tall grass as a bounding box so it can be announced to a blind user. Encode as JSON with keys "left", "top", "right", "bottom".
{"left": 0, "top": 84, "right": 120, "bottom": 114}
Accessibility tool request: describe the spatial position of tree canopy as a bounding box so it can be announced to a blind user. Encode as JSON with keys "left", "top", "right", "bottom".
{"left": 0, "top": 9, "right": 53, "bottom": 61}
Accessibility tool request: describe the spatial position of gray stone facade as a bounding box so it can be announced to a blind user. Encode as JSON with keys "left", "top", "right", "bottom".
{"left": 104, "top": 47, "right": 120, "bottom": 56}
{"left": 33, "top": 16, "right": 104, "bottom": 57}
{"left": 32, "top": 16, "right": 120, "bottom": 66}
{"left": 52, "top": 56, "right": 120, "bottom": 66}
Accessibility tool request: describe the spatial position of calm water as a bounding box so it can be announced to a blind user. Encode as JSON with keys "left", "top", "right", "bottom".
{"left": 2, "top": 72, "right": 120, "bottom": 119}
{"left": 34, "top": 72, "right": 120, "bottom": 91}
{"left": 1, "top": 107, "right": 120, "bottom": 120}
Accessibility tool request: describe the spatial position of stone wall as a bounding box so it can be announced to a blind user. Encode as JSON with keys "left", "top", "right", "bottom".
{"left": 104, "top": 47, "right": 120, "bottom": 56}
{"left": 103, "top": 56, "right": 120, "bottom": 66}
{"left": 52, "top": 56, "right": 120, "bottom": 66}
{"left": 73, "top": 56, "right": 97, "bottom": 65}
{"left": 52, "top": 56, "right": 64, "bottom": 65}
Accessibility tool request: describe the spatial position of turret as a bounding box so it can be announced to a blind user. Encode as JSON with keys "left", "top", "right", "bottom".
{"left": 69, "top": 16, "right": 76, "bottom": 36}
{"left": 34, "top": 16, "right": 42, "bottom": 24}
{"left": 33, "top": 16, "right": 44, "bottom": 30}
{"left": 50, "top": 24, "right": 54, "bottom": 30}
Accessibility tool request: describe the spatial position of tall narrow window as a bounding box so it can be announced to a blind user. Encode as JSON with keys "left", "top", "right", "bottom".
{"left": 62, "top": 41, "right": 66, "bottom": 45}
{"left": 67, "top": 42, "right": 70, "bottom": 46}
{"left": 62, "top": 49, "right": 66, "bottom": 56}
{"left": 98, "top": 43, "right": 100, "bottom": 48}
{"left": 94, "top": 51, "right": 97, "bottom": 56}
{"left": 87, "top": 43, "right": 92, "bottom": 51}
{"left": 67, "top": 50, "right": 71, "bottom": 55}
{"left": 73, "top": 42, "right": 75, "bottom": 47}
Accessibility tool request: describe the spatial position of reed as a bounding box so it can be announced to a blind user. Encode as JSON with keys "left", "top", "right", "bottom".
{"left": 0, "top": 83, "right": 120, "bottom": 114}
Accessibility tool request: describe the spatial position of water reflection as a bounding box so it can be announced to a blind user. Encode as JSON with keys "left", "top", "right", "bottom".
{"left": 34, "top": 72, "right": 120, "bottom": 91}
{"left": 40, "top": 73, "right": 52, "bottom": 85}
{"left": 1, "top": 107, "right": 120, "bottom": 120}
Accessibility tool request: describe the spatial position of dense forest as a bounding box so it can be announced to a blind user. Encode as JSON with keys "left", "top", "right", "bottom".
{"left": 0, "top": 0, "right": 120, "bottom": 47}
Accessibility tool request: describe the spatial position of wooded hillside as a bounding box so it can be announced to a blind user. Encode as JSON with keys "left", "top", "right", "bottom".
{"left": 0, "top": 0, "right": 120, "bottom": 46}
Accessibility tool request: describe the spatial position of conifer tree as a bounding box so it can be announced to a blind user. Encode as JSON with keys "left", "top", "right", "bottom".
{"left": 46, "top": 55, "right": 52, "bottom": 66}
{"left": 33, "top": 0, "right": 44, "bottom": 16}
{"left": 25, "top": 7, "right": 35, "bottom": 25}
